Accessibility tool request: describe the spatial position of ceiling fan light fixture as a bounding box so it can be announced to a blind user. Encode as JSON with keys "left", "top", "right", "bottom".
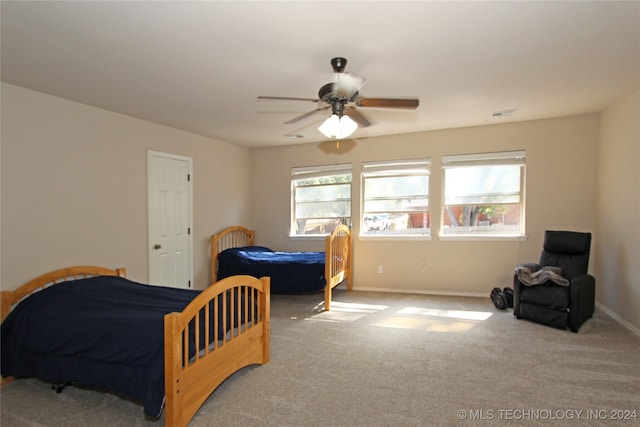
{"left": 318, "top": 114, "right": 358, "bottom": 139}
{"left": 318, "top": 114, "right": 339, "bottom": 138}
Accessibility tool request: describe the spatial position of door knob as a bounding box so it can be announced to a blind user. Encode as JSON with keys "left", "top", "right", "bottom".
{"left": 153, "top": 244, "right": 162, "bottom": 250}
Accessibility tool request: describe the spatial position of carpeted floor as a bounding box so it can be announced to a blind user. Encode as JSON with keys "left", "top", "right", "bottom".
{"left": 1, "top": 288, "right": 639, "bottom": 426}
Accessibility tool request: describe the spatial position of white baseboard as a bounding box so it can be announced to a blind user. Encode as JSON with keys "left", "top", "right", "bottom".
{"left": 351, "top": 286, "right": 487, "bottom": 299}
{"left": 595, "top": 301, "right": 640, "bottom": 337}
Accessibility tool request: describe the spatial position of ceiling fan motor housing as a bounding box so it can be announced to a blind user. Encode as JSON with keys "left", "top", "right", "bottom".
{"left": 318, "top": 83, "right": 335, "bottom": 101}
{"left": 331, "top": 100, "right": 345, "bottom": 117}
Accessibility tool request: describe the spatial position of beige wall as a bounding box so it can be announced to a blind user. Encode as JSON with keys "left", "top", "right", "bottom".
{"left": 4, "top": 81, "right": 636, "bottom": 332}
{"left": 1, "top": 83, "right": 251, "bottom": 291}
{"left": 596, "top": 89, "right": 640, "bottom": 333}
{"left": 251, "top": 114, "right": 598, "bottom": 296}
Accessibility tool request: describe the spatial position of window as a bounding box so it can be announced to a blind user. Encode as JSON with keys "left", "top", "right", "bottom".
{"left": 361, "top": 159, "right": 431, "bottom": 236}
{"left": 442, "top": 151, "right": 525, "bottom": 237}
{"left": 291, "top": 164, "right": 352, "bottom": 236}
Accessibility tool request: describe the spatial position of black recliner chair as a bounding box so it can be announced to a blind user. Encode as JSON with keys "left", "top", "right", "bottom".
{"left": 513, "top": 230, "right": 595, "bottom": 332}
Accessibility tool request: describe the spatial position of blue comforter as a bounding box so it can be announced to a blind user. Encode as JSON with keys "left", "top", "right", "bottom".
{"left": 217, "top": 246, "right": 326, "bottom": 294}
{"left": 0, "top": 276, "right": 238, "bottom": 418}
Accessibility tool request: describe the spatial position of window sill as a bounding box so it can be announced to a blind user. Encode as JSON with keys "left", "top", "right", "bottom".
{"left": 438, "top": 234, "right": 527, "bottom": 242}
{"left": 359, "top": 234, "right": 432, "bottom": 241}
{"left": 289, "top": 235, "right": 327, "bottom": 241}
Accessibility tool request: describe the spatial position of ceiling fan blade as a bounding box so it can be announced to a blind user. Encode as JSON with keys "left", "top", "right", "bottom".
{"left": 334, "top": 72, "right": 366, "bottom": 99}
{"left": 285, "top": 106, "right": 330, "bottom": 124}
{"left": 345, "top": 108, "right": 372, "bottom": 128}
{"left": 258, "top": 96, "right": 319, "bottom": 102}
{"left": 356, "top": 97, "right": 419, "bottom": 109}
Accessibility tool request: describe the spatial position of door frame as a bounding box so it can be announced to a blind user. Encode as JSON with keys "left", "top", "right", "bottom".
{"left": 147, "top": 150, "right": 194, "bottom": 287}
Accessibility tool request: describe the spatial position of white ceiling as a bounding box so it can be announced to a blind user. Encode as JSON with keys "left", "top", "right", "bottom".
{"left": 2, "top": 1, "right": 638, "bottom": 149}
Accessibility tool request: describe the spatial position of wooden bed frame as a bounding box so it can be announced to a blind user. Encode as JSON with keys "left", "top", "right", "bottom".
{"left": 211, "top": 224, "right": 352, "bottom": 310}
{"left": 0, "top": 266, "right": 270, "bottom": 427}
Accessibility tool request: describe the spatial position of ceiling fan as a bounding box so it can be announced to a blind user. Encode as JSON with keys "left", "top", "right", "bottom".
{"left": 258, "top": 57, "right": 419, "bottom": 139}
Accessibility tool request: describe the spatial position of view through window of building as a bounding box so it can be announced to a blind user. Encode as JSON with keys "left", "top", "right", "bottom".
{"left": 291, "top": 164, "right": 352, "bottom": 236}
{"left": 361, "top": 159, "right": 430, "bottom": 236}
{"left": 442, "top": 151, "right": 526, "bottom": 237}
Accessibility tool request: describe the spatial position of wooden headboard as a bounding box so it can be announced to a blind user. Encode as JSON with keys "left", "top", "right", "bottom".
{"left": 210, "top": 226, "right": 255, "bottom": 279}
{"left": 0, "top": 266, "right": 126, "bottom": 323}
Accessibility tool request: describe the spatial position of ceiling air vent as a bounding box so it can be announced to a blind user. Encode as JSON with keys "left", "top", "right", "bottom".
{"left": 492, "top": 108, "right": 518, "bottom": 118}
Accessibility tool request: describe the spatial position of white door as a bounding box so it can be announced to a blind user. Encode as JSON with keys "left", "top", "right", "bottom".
{"left": 148, "top": 151, "right": 193, "bottom": 288}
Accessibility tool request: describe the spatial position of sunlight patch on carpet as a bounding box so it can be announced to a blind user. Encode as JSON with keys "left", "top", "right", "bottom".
{"left": 371, "top": 307, "right": 493, "bottom": 332}
{"left": 397, "top": 307, "right": 493, "bottom": 321}
{"left": 373, "top": 316, "right": 477, "bottom": 332}
{"left": 307, "top": 301, "right": 390, "bottom": 322}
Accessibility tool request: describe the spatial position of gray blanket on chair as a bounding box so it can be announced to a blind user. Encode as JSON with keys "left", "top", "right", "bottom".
{"left": 515, "top": 264, "right": 570, "bottom": 287}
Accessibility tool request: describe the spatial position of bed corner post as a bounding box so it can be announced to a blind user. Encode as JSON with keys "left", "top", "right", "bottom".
{"left": 0, "top": 291, "right": 12, "bottom": 323}
{"left": 0, "top": 290, "right": 15, "bottom": 385}
{"left": 164, "top": 312, "right": 183, "bottom": 427}
{"left": 210, "top": 235, "right": 218, "bottom": 286}
{"left": 324, "top": 234, "right": 333, "bottom": 311}
{"left": 261, "top": 277, "right": 271, "bottom": 364}
{"left": 347, "top": 228, "right": 353, "bottom": 291}
{"left": 1, "top": 291, "right": 14, "bottom": 387}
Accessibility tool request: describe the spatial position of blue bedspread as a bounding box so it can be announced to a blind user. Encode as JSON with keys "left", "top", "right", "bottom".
{"left": 0, "top": 276, "right": 232, "bottom": 418}
{"left": 217, "top": 246, "right": 326, "bottom": 294}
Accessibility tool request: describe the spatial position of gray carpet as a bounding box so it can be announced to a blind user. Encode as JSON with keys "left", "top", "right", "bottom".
{"left": 2, "top": 288, "right": 639, "bottom": 426}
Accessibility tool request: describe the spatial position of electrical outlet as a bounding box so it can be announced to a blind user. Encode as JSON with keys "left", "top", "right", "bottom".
{"left": 377, "top": 265, "right": 383, "bottom": 274}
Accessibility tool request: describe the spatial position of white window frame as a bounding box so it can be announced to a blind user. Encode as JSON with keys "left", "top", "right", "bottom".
{"left": 290, "top": 164, "right": 352, "bottom": 237}
{"left": 361, "top": 158, "right": 431, "bottom": 238}
{"left": 441, "top": 150, "right": 526, "bottom": 239}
